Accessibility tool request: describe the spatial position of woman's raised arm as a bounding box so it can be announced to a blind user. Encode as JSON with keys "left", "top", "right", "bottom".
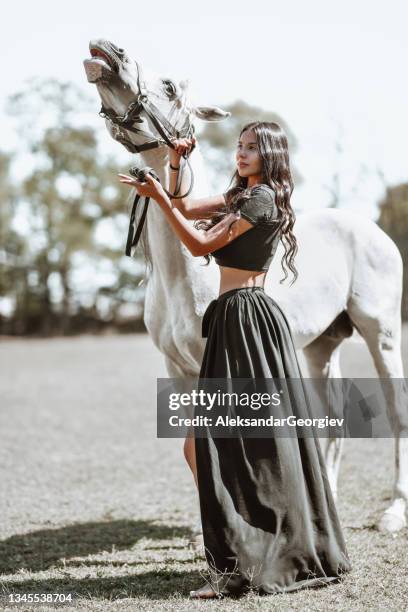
{"left": 118, "top": 172, "right": 254, "bottom": 258}
{"left": 168, "top": 137, "right": 226, "bottom": 219}
{"left": 180, "top": 194, "right": 227, "bottom": 219}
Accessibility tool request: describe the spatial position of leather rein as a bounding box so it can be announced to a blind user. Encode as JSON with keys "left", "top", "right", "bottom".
{"left": 98, "top": 60, "right": 195, "bottom": 256}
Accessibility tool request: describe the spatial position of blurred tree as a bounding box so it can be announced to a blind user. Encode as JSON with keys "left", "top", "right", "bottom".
{"left": 0, "top": 151, "right": 42, "bottom": 335}
{"left": 4, "top": 79, "right": 144, "bottom": 335}
{"left": 377, "top": 183, "right": 408, "bottom": 320}
{"left": 198, "top": 99, "right": 301, "bottom": 191}
{"left": 0, "top": 151, "right": 17, "bottom": 296}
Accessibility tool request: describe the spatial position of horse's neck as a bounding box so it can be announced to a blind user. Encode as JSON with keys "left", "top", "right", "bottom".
{"left": 140, "top": 146, "right": 219, "bottom": 316}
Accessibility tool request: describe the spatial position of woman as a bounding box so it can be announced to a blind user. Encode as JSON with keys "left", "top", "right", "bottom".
{"left": 119, "top": 122, "right": 352, "bottom": 599}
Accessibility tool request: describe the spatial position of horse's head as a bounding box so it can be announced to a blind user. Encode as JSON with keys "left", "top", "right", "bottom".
{"left": 84, "top": 38, "right": 230, "bottom": 154}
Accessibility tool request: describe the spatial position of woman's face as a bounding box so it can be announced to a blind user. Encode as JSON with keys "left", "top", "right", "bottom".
{"left": 236, "top": 129, "right": 263, "bottom": 179}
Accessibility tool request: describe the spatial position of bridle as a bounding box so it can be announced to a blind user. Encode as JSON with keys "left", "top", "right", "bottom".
{"left": 98, "top": 59, "right": 195, "bottom": 256}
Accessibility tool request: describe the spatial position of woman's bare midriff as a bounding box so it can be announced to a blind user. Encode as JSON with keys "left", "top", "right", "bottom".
{"left": 218, "top": 265, "right": 266, "bottom": 296}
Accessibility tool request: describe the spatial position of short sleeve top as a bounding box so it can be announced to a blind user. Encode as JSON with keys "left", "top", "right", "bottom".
{"left": 210, "top": 184, "right": 281, "bottom": 271}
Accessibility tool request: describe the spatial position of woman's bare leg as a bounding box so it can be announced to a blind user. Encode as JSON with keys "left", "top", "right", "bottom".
{"left": 184, "top": 434, "right": 218, "bottom": 598}
{"left": 184, "top": 433, "right": 198, "bottom": 486}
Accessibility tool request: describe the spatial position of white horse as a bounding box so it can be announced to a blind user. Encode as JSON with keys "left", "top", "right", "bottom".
{"left": 84, "top": 39, "right": 408, "bottom": 532}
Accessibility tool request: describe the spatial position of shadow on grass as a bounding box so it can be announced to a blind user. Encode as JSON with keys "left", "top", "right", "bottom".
{"left": 0, "top": 519, "right": 194, "bottom": 575}
{"left": 66, "top": 557, "right": 197, "bottom": 568}
{"left": 0, "top": 569, "right": 205, "bottom": 601}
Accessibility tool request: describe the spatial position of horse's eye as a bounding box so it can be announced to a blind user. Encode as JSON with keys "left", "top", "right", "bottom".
{"left": 162, "top": 79, "right": 177, "bottom": 99}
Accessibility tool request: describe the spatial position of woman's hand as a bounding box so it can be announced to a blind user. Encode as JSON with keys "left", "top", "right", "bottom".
{"left": 118, "top": 172, "right": 165, "bottom": 201}
{"left": 169, "top": 136, "right": 196, "bottom": 166}
{"left": 171, "top": 136, "right": 196, "bottom": 156}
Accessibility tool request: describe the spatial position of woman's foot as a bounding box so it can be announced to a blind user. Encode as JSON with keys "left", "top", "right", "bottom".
{"left": 189, "top": 582, "right": 220, "bottom": 599}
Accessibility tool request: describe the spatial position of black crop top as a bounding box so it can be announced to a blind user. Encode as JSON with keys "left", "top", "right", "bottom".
{"left": 210, "top": 184, "right": 281, "bottom": 271}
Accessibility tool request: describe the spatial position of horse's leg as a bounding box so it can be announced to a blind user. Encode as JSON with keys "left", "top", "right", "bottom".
{"left": 302, "top": 319, "right": 351, "bottom": 502}
{"left": 347, "top": 306, "right": 408, "bottom": 532}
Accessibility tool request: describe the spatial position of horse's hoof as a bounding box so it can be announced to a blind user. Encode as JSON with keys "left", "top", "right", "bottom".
{"left": 377, "top": 511, "right": 406, "bottom": 533}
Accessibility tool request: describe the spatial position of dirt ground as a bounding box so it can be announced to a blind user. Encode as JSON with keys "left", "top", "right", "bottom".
{"left": 0, "top": 329, "right": 407, "bottom": 611}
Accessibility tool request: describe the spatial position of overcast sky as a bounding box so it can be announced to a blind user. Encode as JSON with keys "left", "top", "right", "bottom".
{"left": 2, "top": 0, "right": 407, "bottom": 218}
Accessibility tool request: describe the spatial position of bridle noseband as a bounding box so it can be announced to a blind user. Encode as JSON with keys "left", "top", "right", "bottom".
{"left": 98, "top": 60, "right": 196, "bottom": 256}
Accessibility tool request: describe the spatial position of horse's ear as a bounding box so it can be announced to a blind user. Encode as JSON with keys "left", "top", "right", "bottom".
{"left": 192, "top": 106, "right": 231, "bottom": 121}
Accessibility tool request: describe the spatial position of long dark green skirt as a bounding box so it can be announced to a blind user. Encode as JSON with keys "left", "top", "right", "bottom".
{"left": 195, "top": 286, "right": 352, "bottom": 596}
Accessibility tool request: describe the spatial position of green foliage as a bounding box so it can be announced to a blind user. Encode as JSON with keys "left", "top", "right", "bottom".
{"left": 377, "top": 183, "right": 408, "bottom": 319}
{"left": 1, "top": 78, "right": 144, "bottom": 336}
{"left": 0, "top": 152, "right": 19, "bottom": 296}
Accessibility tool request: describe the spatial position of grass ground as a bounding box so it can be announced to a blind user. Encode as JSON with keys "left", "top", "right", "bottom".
{"left": 0, "top": 331, "right": 407, "bottom": 611}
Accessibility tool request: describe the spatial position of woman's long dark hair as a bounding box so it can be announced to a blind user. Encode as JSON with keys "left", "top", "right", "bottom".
{"left": 194, "top": 121, "right": 298, "bottom": 285}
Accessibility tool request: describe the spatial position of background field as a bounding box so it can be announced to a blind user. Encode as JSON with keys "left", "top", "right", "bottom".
{"left": 1, "top": 329, "right": 408, "bottom": 611}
